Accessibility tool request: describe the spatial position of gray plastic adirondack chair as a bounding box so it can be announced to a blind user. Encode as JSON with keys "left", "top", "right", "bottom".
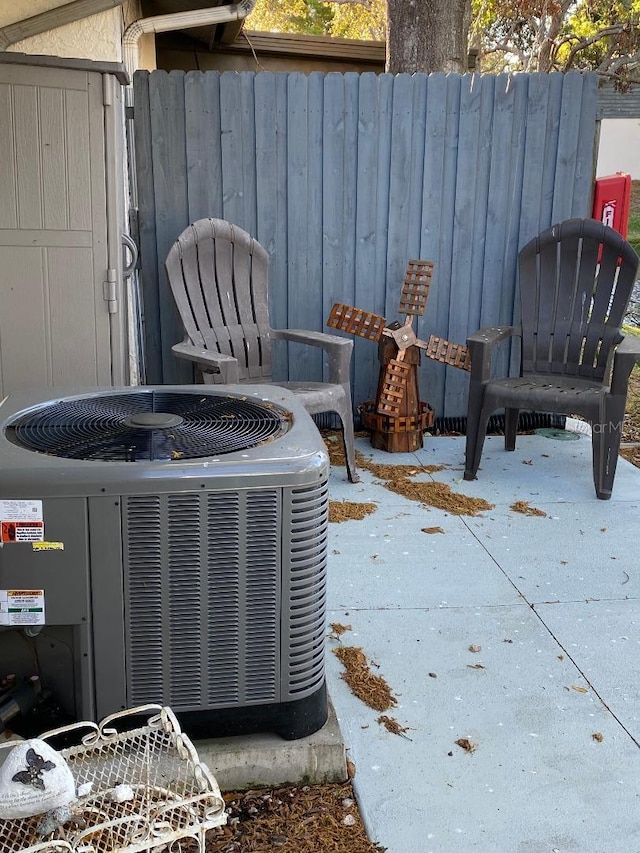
{"left": 165, "top": 218, "right": 359, "bottom": 482}
{"left": 464, "top": 218, "right": 640, "bottom": 499}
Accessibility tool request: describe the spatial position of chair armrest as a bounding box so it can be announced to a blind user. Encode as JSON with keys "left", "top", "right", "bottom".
{"left": 467, "top": 326, "right": 521, "bottom": 381}
{"left": 271, "top": 329, "right": 353, "bottom": 385}
{"left": 611, "top": 334, "right": 640, "bottom": 396}
{"left": 172, "top": 340, "right": 240, "bottom": 384}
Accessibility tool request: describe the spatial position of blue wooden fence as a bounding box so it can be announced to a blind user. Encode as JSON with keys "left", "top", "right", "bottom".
{"left": 134, "top": 70, "right": 598, "bottom": 418}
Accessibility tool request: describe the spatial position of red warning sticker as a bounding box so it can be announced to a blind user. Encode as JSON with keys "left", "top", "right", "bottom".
{"left": 1, "top": 521, "right": 45, "bottom": 543}
{"left": 0, "top": 500, "right": 44, "bottom": 543}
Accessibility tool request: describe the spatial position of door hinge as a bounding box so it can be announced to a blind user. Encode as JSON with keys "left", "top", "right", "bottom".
{"left": 103, "top": 269, "right": 118, "bottom": 314}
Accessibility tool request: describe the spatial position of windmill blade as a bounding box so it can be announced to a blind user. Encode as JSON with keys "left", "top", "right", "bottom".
{"left": 421, "top": 335, "right": 471, "bottom": 371}
{"left": 327, "top": 303, "right": 386, "bottom": 341}
{"left": 398, "top": 260, "right": 433, "bottom": 317}
{"left": 377, "top": 356, "right": 410, "bottom": 417}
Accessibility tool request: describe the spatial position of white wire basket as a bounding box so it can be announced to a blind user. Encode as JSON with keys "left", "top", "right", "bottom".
{"left": 0, "top": 704, "right": 226, "bottom": 853}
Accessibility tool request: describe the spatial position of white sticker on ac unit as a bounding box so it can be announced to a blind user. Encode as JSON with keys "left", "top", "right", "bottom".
{"left": 0, "top": 499, "right": 44, "bottom": 543}
{"left": 0, "top": 589, "right": 45, "bottom": 626}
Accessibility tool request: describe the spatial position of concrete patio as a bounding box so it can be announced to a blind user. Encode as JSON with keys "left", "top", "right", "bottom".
{"left": 325, "top": 429, "right": 640, "bottom": 852}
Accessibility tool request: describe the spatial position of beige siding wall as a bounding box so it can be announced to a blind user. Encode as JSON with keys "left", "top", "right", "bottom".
{"left": 0, "top": 1, "right": 142, "bottom": 63}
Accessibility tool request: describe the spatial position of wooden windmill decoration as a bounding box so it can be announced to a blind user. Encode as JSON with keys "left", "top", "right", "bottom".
{"left": 327, "top": 260, "right": 471, "bottom": 452}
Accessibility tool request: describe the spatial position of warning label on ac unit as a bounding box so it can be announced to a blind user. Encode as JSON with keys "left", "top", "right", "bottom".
{"left": 0, "top": 500, "right": 44, "bottom": 543}
{"left": 0, "top": 590, "right": 45, "bottom": 626}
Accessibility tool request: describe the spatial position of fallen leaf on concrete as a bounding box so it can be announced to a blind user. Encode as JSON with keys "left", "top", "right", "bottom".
{"left": 571, "top": 684, "right": 589, "bottom": 694}
{"left": 468, "top": 644, "right": 482, "bottom": 653}
{"left": 467, "top": 663, "right": 486, "bottom": 669}
{"left": 346, "top": 759, "right": 357, "bottom": 779}
{"left": 329, "top": 622, "right": 352, "bottom": 638}
{"left": 376, "top": 715, "right": 413, "bottom": 740}
{"left": 510, "top": 500, "right": 546, "bottom": 517}
{"left": 428, "top": 672, "right": 438, "bottom": 678}
{"left": 455, "top": 738, "right": 477, "bottom": 753}
{"left": 422, "top": 526, "right": 445, "bottom": 534}
{"left": 592, "top": 732, "right": 604, "bottom": 742}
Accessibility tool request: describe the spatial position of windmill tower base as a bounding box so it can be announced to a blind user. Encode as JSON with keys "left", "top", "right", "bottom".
{"left": 359, "top": 337, "right": 434, "bottom": 453}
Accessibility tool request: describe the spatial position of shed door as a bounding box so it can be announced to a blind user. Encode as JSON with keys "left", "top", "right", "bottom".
{"left": 0, "top": 64, "right": 113, "bottom": 397}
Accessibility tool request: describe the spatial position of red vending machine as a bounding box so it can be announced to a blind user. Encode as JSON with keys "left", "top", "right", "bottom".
{"left": 592, "top": 172, "right": 632, "bottom": 237}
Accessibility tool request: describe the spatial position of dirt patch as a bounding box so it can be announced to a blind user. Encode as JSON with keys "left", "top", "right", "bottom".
{"left": 510, "top": 500, "right": 546, "bottom": 517}
{"left": 204, "top": 782, "right": 386, "bottom": 852}
{"left": 329, "top": 500, "right": 378, "bottom": 523}
{"left": 333, "top": 646, "right": 397, "bottom": 712}
{"left": 384, "top": 479, "right": 494, "bottom": 516}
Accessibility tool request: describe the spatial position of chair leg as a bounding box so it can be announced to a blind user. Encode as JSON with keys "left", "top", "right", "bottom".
{"left": 504, "top": 407, "right": 519, "bottom": 451}
{"left": 464, "top": 399, "right": 493, "bottom": 481}
{"left": 464, "top": 382, "right": 488, "bottom": 480}
{"left": 592, "top": 399, "right": 625, "bottom": 499}
{"left": 338, "top": 406, "right": 360, "bottom": 483}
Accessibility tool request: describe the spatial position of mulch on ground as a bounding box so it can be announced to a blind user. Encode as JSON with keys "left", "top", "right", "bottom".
{"left": 204, "top": 782, "right": 386, "bottom": 852}
{"left": 332, "top": 646, "right": 397, "bottom": 712}
{"left": 328, "top": 500, "right": 378, "bottom": 523}
{"left": 323, "top": 431, "right": 494, "bottom": 516}
{"left": 384, "top": 478, "right": 494, "bottom": 515}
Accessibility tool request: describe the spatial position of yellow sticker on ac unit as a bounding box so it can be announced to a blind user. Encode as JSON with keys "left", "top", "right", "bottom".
{"left": 32, "top": 542, "right": 64, "bottom": 551}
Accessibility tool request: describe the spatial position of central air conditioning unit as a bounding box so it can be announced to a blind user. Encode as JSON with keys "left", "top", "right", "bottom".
{"left": 0, "top": 386, "right": 329, "bottom": 740}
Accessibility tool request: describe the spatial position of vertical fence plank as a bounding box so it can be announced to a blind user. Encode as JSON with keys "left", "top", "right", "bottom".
{"left": 185, "top": 71, "right": 222, "bottom": 222}
{"left": 431, "top": 75, "right": 462, "bottom": 417}
{"left": 444, "top": 73, "right": 484, "bottom": 416}
{"left": 539, "top": 73, "right": 565, "bottom": 227}
{"left": 307, "top": 71, "right": 324, "bottom": 380}
{"left": 322, "top": 71, "right": 346, "bottom": 338}
{"left": 352, "top": 73, "right": 385, "bottom": 405}
{"left": 287, "top": 73, "right": 316, "bottom": 381}
{"left": 385, "top": 74, "right": 416, "bottom": 318}
{"left": 552, "top": 72, "right": 587, "bottom": 224}
{"left": 339, "top": 73, "right": 360, "bottom": 337}
{"left": 254, "top": 72, "right": 281, "bottom": 377}
{"left": 419, "top": 73, "right": 448, "bottom": 414}
{"left": 219, "top": 72, "right": 247, "bottom": 227}
{"left": 240, "top": 72, "right": 258, "bottom": 236}
{"left": 272, "top": 73, "right": 291, "bottom": 379}
{"left": 148, "top": 71, "right": 191, "bottom": 385}
{"left": 573, "top": 72, "right": 598, "bottom": 216}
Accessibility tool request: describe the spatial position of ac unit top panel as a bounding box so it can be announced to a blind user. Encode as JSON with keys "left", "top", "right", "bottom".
{"left": 0, "top": 386, "right": 328, "bottom": 497}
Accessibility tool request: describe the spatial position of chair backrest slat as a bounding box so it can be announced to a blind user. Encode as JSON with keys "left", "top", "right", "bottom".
{"left": 166, "top": 218, "right": 273, "bottom": 381}
{"left": 518, "top": 218, "right": 638, "bottom": 383}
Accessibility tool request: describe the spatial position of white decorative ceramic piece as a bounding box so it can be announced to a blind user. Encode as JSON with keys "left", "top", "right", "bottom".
{"left": 0, "top": 738, "right": 76, "bottom": 819}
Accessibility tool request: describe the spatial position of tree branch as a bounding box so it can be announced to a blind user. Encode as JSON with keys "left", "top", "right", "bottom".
{"left": 563, "top": 23, "right": 633, "bottom": 70}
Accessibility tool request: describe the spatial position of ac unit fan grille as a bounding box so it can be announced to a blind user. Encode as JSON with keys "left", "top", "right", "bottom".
{"left": 5, "top": 390, "right": 289, "bottom": 460}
